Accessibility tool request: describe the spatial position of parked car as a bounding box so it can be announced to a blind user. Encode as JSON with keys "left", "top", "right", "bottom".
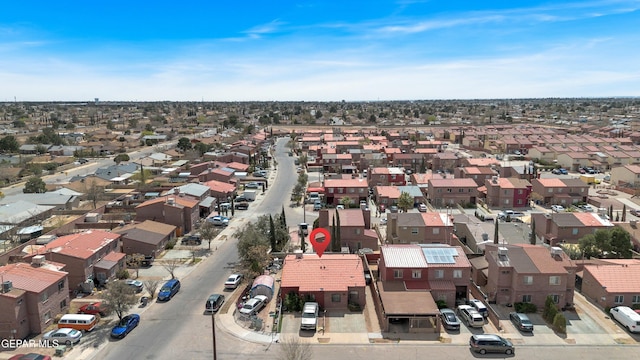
{"left": 300, "top": 302, "right": 319, "bottom": 331}
{"left": 78, "top": 302, "right": 109, "bottom": 316}
{"left": 630, "top": 209, "right": 640, "bottom": 217}
{"left": 234, "top": 202, "right": 249, "bottom": 210}
{"left": 551, "top": 205, "right": 565, "bottom": 212}
{"left": 509, "top": 312, "right": 534, "bottom": 332}
{"left": 235, "top": 195, "right": 249, "bottom": 202}
{"left": 42, "top": 328, "right": 82, "bottom": 345}
{"left": 336, "top": 205, "right": 345, "bottom": 209}
{"left": 224, "top": 274, "right": 243, "bottom": 290}
{"left": 418, "top": 203, "right": 428, "bottom": 212}
{"left": 209, "top": 216, "right": 229, "bottom": 227}
{"left": 205, "top": 294, "right": 225, "bottom": 313}
{"left": 457, "top": 305, "right": 484, "bottom": 328}
{"left": 125, "top": 279, "right": 144, "bottom": 293}
{"left": 469, "top": 334, "right": 514, "bottom": 355}
{"left": 245, "top": 182, "right": 260, "bottom": 189}
{"left": 440, "top": 308, "right": 461, "bottom": 331}
{"left": 158, "top": 279, "right": 181, "bottom": 301}
{"left": 380, "top": 218, "right": 387, "bottom": 225}
{"left": 313, "top": 201, "right": 323, "bottom": 211}
{"left": 181, "top": 234, "right": 202, "bottom": 245}
{"left": 110, "top": 314, "right": 140, "bottom": 339}
{"left": 239, "top": 295, "right": 268, "bottom": 315}
{"left": 610, "top": 306, "right": 640, "bottom": 333}
{"left": 8, "top": 354, "right": 52, "bottom": 360}
{"left": 468, "top": 299, "right": 489, "bottom": 318}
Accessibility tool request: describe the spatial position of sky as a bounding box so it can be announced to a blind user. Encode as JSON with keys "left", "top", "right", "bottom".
{"left": 1, "top": 1, "right": 639, "bottom": 101}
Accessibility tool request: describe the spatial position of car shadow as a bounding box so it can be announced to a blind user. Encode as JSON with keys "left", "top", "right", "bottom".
{"left": 469, "top": 349, "right": 516, "bottom": 358}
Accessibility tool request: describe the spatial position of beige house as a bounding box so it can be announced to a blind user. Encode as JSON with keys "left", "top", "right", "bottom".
{"left": 610, "top": 164, "right": 640, "bottom": 187}
{"left": 386, "top": 212, "right": 454, "bottom": 245}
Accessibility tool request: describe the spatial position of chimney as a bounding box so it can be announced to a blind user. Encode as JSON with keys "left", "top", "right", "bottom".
{"left": 294, "top": 249, "right": 303, "bottom": 259}
{"left": 174, "top": 188, "right": 180, "bottom": 195}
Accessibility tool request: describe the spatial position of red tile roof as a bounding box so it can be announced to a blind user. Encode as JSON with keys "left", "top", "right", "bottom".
{"left": 584, "top": 264, "right": 640, "bottom": 293}
{"left": 39, "top": 230, "right": 121, "bottom": 259}
{"left": 204, "top": 179, "right": 236, "bottom": 193}
{"left": 281, "top": 254, "right": 365, "bottom": 292}
{"left": 0, "top": 262, "right": 67, "bottom": 293}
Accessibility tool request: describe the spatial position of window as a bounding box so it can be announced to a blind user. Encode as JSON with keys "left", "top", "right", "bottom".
{"left": 447, "top": 188, "right": 452, "bottom": 193}
{"left": 453, "top": 270, "right": 462, "bottom": 278}
{"left": 550, "top": 295, "right": 560, "bottom": 304}
{"left": 523, "top": 276, "right": 533, "bottom": 285}
{"left": 394, "top": 269, "right": 403, "bottom": 279}
{"left": 458, "top": 188, "right": 464, "bottom": 193}
{"left": 355, "top": 228, "right": 361, "bottom": 235}
{"left": 331, "top": 294, "right": 341, "bottom": 303}
{"left": 412, "top": 270, "right": 422, "bottom": 279}
{"left": 572, "top": 228, "right": 578, "bottom": 235}
{"left": 411, "top": 228, "right": 419, "bottom": 235}
{"left": 60, "top": 299, "right": 67, "bottom": 310}
{"left": 329, "top": 188, "right": 334, "bottom": 194}
{"left": 549, "top": 276, "right": 560, "bottom": 285}
{"left": 58, "top": 280, "right": 65, "bottom": 291}
{"left": 434, "top": 270, "right": 444, "bottom": 279}
{"left": 41, "top": 292, "right": 49, "bottom": 303}
{"left": 432, "top": 228, "right": 440, "bottom": 235}
{"left": 518, "top": 189, "right": 523, "bottom": 195}
{"left": 548, "top": 188, "right": 553, "bottom": 193}
{"left": 501, "top": 270, "right": 510, "bottom": 274}
{"left": 614, "top": 295, "right": 624, "bottom": 304}
{"left": 633, "top": 295, "right": 640, "bottom": 304}
{"left": 338, "top": 188, "right": 344, "bottom": 194}
{"left": 44, "top": 311, "right": 51, "bottom": 323}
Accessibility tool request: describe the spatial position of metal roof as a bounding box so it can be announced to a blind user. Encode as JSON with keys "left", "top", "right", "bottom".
{"left": 381, "top": 245, "right": 428, "bottom": 268}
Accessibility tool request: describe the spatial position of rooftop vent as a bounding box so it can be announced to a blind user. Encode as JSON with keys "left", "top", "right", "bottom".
{"left": 32, "top": 255, "right": 45, "bottom": 266}
{"left": 551, "top": 247, "right": 564, "bottom": 257}
{"left": 498, "top": 247, "right": 508, "bottom": 256}
{"left": 2, "top": 281, "right": 12, "bottom": 293}
{"left": 294, "top": 249, "right": 303, "bottom": 259}
{"left": 167, "top": 197, "right": 175, "bottom": 205}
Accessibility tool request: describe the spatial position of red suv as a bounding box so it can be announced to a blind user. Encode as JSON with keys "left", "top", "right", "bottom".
{"left": 78, "top": 302, "right": 109, "bottom": 316}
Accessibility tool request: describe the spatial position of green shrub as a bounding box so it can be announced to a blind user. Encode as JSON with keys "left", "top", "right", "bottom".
{"left": 514, "top": 302, "right": 537, "bottom": 313}
{"left": 165, "top": 239, "right": 176, "bottom": 250}
{"left": 284, "top": 291, "right": 303, "bottom": 312}
{"left": 348, "top": 302, "right": 362, "bottom": 312}
{"left": 435, "top": 300, "right": 448, "bottom": 309}
{"left": 553, "top": 313, "right": 567, "bottom": 334}
{"left": 543, "top": 296, "right": 558, "bottom": 322}
{"left": 116, "top": 268, "right": 130, "bottom": 279}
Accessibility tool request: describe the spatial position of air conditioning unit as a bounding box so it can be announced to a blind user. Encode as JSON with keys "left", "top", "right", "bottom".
{"left": 551, "top": 247, "right": 564, "bottom": 257}
{"left": 32, "top": 255, "right": 45, "bottom": 266}
{"left": 491, "top": 176, "right": 498, "bottom": 184}
{"left": 167, "top": 197, "right": 175, "bottom": 205}
{"left": 2, "top": 281, "right": 12, "bottom": 293}
{"left": 498, "top": 247, "right": 508, "bottom": 256}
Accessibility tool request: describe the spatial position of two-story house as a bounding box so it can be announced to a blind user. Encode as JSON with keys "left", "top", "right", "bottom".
{"left": 322, "top": 154, "right": 353, "bottom": 174}
{"left": 386, "top": 212, "right": 454, "bottom": 245}
{"left": 112, "top": 220, "right": 177, "bottom": 258}
{"left": 318, "top": 208, "right": 378, "bottom": 251}
{"left": 27, "top": 230, "right": 124, "bottom": 292}
{"left": 484, "top": 176, "right": 532, "bottom": 209}
{"left": 0, "top": 262, "right": 70, "bottom": 339}
{"left": 610, "top": 164, "right": 640, "bottom": 187}
{"left": 323, "top": 178, "right": 369, "bottom": 206}
{"left": 454, "top": 167, "right": 497, "bottom": 187}
{"left": 531, "top": 212, "right": 613, "bottom": 246}
{"left": 367, "top": 167, "right": 406, "bottom": 187}
{"left": 484, "top": 244, "right": 577, "bottom": 309}
{"left": 135, "top": 195, "right": 200, "bottom": 235}
{"left": 531, "top": 178, "right": 589, "bottom": 206}
{"left": 427, "top": 178, "right": 478, "bottom": 207}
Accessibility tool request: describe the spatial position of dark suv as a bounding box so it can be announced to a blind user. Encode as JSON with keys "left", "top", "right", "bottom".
{"left": 469, "top": 334, "right": 514, "bottom": 355}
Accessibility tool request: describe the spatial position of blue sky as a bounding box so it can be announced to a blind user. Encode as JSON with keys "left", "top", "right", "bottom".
{"left": 1, "top": 0, "right": 639, "bottom": 101}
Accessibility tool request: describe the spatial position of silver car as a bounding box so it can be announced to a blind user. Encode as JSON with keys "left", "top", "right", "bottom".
{"left": 43, "top": 328, "right": 82, "bottom": 345}
{"left": 239, "top": 295, "right": 268, "bottom": 315}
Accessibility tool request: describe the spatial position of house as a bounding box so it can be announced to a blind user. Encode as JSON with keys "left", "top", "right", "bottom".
{"left": 0, "top": 189, "right": 81, "bottom": 211}
{"left": 427, "top": 178, "right": 478, "bottom": 207}
{"left": 484, "top": 244, "right": 577, "bottom": 309}
{"left": 0, "top": 262, "right": 70, "bottom": 339}
{"left": 531, "top": 212, "right": 614, "bottom": 246}
{"left": 454, "top": 167, "right": 497, "bottom": 187}
{"left": 484, "top": 177, "right": 532, "bottom": 209}
{"left": 375, "top": 245, "right": 469, "bottom": 333}
{"left": 368, "top": 167, "right": 406, "bottom": 187}
{"left": 323, "top": 178, "right": 369, "bottom": 206}
{"left": 317, "top": 208, "right": 378, "bottom": 251}
{"left": 203, "top": 179, "right": 237, "bottom": 201}
{"left": 112, "top": 220, "right": 177, "bottom": 258}
{"left": 581, "top": 260, "right": 640, "bottom": 309}
{"left": 610, "top": 164, "right": 640, "bottom": 187}
{"left": 166, "top": 183, "right": 211, "bottom": 202}
{"left": 135, "top": 195, "right": 200, "bottom": 236}
{"left": 322, "top": 154, "right": 353, "bottom": 174}
{"left": 280, "top": 253, "right": 366, "bottom": 310}
{"left": 386, "top": 212, "right": 455, "bottom": 245}
{"left": 27, "top": 230, "right": 124, "bottom": 292}
{"left": 0, "top": 201, "right": 55, "bottom": 242}
{"left": 530, "top": 178, "right": 589, "bottom": 206}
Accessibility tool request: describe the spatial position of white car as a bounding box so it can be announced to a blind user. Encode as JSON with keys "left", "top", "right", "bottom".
{"left": 239, "top": 295, "right": 268, "bottom": 315}
{"left": 224, "top": 274, "right": 243, "bottom": 290}
{"left": 43, "top": 328, "right": 82, "bottom": 345}
{"left": 551, "top": 205, "right": 565, "bottom": 212}
{"left": 208, "top": 216, "right": 229, "bottom": 227}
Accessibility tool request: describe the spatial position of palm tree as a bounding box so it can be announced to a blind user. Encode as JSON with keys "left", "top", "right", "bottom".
{"left": 340, "top": 196, "right": 353, "bottom": 208}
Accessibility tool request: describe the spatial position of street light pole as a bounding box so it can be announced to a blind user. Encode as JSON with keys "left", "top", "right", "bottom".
{"left": 209, "top": 300, "right": 217, "bottom": 360}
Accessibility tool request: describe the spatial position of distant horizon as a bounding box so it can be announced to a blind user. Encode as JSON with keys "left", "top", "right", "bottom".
{"left": 1, "top": 1, "right": 639, "bottom": 101}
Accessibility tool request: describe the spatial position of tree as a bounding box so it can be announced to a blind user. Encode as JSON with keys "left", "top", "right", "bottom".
{"left": 162, "top": 258, "right": 181, "bottom": 279}
{"left": 84, "top": 177, "right": 104, "bottom": 209}
{"left": 269, "top": 215, "right": 277, "bottom": 252}
{"left": 553, "top": 313, "right": 567, "bottom": 334}
{"left": 23, "top": 176, "right": 46, "bottom": 193}
{"left": 0, "top": 135, "right": 20, "bottom": 153}
{"left": 529, "top": 219, "right": 537, "bottom": 245}
{"left": 278, "top": 335, "right": 313, "bottom": 360}
{"left": 494, "top": 218, "right": 500, "bottom": 244}
{"left": 199, "top": 221, "right": 218, "bottom": 250}
{"left": 397, "top": 191, "right": 413, "bottom": 212}
{"left": 340, "top": 196, "right": 353, "bottom": 208}
{"left": 542, "top": 295, "right": 558, "bottom": 323}
{"left": 236, "top": 215, "right": 287, "bottom": 277}
{"left": 114, "top": 153, "right": 130, "bottom": 164}
{"left": 177, "top": 137, "right": 192, "bottom": 152}
{"left": 622, "top": 204, "right": 627, "bottom": 222}
{"left": 143, "top": 279, "right": 161, "bottom": 299}
{"left": 281, "top": 206, "right": 287, "bottom": 228}
{"left": 330, "top": 215, "right": 339, "bottom": 252}
{"left": 103, "top": 281, "right": 137, "bottom": 321}
{"left": 194, "top": 142, "right": 211, "bottom": 157}
{"left": 579, "top": 228, "right": 632, "bottom": 259}
{"left": 126, "top": 253, "right": 145, "bottom": 278}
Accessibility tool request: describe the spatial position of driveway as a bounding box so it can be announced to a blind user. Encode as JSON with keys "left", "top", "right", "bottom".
{"left": 280, "top": 309, "right": 368, "bottom": 343}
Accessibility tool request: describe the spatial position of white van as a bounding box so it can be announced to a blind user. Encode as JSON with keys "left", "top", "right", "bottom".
{"left": 610, "top": 306, "right": 640, "bottom": 333}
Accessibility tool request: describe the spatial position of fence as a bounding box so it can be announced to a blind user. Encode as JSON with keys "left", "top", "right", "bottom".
{"left": 233, "top": 310, "right": 264, "bottom": 331}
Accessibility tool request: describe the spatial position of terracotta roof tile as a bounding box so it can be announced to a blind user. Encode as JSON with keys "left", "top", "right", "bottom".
{"left": 0, "top": 262, "right": 67, "bottom": 293}
{"left": 281, "top": 254, "right": 365, "bottom": 292}
{"left": 584, "top": 264, "right": 640, "bottom": 293}
{"left": 39, "top": 230, "right": 120, "bottom": 259}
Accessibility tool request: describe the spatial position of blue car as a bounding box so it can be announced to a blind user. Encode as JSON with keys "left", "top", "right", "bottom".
{"left": 110, "top": 314, "right": 140, "bottom": 339}
{"left": 158, "top": 279, "right": 181, "bottom": 302}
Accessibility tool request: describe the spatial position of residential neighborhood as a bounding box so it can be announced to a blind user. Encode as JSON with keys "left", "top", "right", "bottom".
{"left": 1, "top": 99, "right": 640, "bottom": 359}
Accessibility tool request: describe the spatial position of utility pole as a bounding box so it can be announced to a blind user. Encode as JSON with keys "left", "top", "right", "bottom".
{"left": 210, "top": 300, "right": 217, "bottom": 360}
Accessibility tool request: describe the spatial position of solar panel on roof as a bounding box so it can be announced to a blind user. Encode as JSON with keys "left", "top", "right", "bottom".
{"left": 421, "top": 247, "right": 457, "bottom": 264}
